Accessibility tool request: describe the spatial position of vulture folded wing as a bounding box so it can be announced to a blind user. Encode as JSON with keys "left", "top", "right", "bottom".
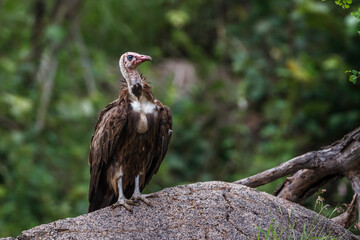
{"left": 143, "top": 103, "right": 173, "bottom": 190}
{"left": 88, "top": 100, "right": 127, "bottom": 212}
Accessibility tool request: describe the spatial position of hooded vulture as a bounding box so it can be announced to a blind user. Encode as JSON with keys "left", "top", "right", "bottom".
{"left": 88, "top": 52, "right": 172, "bottom": 212}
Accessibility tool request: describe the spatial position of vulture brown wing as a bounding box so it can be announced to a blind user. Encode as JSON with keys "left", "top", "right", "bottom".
{"left": 88, "top": 100, "right": 127, "bottom": 212}
{"left": 142, "top": 103, "right": 172, "bottom": 190}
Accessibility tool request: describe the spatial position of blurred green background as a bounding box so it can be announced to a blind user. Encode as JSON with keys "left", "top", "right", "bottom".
{"left": 0, "top": 0, "right": 359, "bottom": 237}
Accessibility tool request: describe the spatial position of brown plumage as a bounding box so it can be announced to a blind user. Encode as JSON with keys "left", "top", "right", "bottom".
{"left": 88, "top": 52, "right": 172, "bottom": 212}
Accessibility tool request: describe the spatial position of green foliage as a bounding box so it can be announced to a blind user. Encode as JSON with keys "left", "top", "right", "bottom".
{"left": 345, "top": 69, "right": 360, "bottom": 84}
{"left": 1, "top": 0, "right": 360, "bottom": 237}
{"left": 322, "top": 0, "right": 360, "bottom": 83}
{"left": 256, "top": 196, "right": 352, "bottom": 239}
{"left": 256, "top": 212, "right": 344, "bottom": 239}
{"left": 322, "top": 0, "right": 353, "bottom": 9}
{"left": 351, "top": 7, "right": 360, "bottom": 21}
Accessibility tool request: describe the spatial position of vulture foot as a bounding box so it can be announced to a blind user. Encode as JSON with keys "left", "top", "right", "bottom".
{"left": 131, "top": 193, "right": 157, "bottom": 206}
{"left": 111, "top": 199, "right": 134, "bottom": 212}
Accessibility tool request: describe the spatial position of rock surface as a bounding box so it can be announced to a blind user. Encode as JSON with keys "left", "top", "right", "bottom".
{"left": 7, "top": 181, "right": 359, "bottom": 239}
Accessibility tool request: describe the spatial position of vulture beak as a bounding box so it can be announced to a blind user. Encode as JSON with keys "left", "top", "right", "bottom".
{"left": 135, "top": 55, "right": 152, "bottom": 65}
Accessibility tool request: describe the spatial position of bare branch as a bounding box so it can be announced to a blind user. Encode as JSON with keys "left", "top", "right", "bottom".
{"left": 332, "top": 193, "right": 358, "bottom": 229}
{"left": 348, "top": 171, "right": 360, "bottom": 230}
{"left": 234, "top": 127, "right": 360, "bottom": 228}
{"left": 234, "top": 150, "right": 327, "bottom": 188}
{"left": 273, "top": 170, "right": 340, "bottom": 204}
{"left": 71, "top": 19, "right": 96, "bottom": 94}
{"left": 234, "top": 127, "right": 360, "bottom": 189}
{"left": 33, "top": 0, "right": 83, "bottom": 132}
{"left": 35, "top": 50, "right": 58, "bottom": 131}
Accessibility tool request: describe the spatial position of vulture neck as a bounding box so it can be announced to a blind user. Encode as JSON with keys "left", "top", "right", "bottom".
{"left": 119, "top": 61, "right": 154, "bottom": 103}
{"left": 119, "top": 60, "right": 143, "bottom": 99}
{"left": 124, "top": 69, "right": 142, "bottom": 89}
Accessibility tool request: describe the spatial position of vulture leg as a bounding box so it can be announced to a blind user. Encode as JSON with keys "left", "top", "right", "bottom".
{"left": 111, "top": 176, "right": 133, "bottom": 211}
{"left": 131, "top": 175, "right": 156, "bottom": 205}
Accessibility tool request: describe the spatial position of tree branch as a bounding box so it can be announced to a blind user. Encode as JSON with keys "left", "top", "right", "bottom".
{"left": 33, "top": 0, "right": 83, "bottom": 132}
{"left": 234, "top": 127, "right": 360, "bottom": 229}
{"left": 234, "top": 127, "right": 360, "bottom": 189}
{"left": 233, "top": 151, "right": 320, "bottom": 188}
{"left": 332, "top": 193, "right": 358, "bottom": 229}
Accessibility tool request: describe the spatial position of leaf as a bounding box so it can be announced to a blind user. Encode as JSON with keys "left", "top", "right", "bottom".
{"left": 45, "top": 24, "right": 65, "bottom": 43}
{"left": 349, "top": 75, "right": 358, "bottom": 84}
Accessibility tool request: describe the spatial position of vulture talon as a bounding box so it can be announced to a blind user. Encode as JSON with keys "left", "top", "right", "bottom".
{"left": 131, "top": 193, "right": 154, "bottom": 206}
{"left": 145, "top": 192, "right": 158, "bottom": 198}
{"left": 111, "top": 199, "right": 133, "bottom": 212}
{"left": 131, "top": 176, "right": 157, "bottom": 206}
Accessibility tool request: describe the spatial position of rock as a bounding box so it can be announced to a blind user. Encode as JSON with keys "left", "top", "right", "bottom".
{"left": 11, "top": 181, "right": 358, "bottom": 240}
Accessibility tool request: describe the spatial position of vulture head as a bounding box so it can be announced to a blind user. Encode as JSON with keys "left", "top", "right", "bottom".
{"left": 119, "top": 52, "right": 152, "bottom": 93}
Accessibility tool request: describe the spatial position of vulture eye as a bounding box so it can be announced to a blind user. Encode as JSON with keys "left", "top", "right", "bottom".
{"left": 127, "top": 55, "right": 133, "bottom": 61}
